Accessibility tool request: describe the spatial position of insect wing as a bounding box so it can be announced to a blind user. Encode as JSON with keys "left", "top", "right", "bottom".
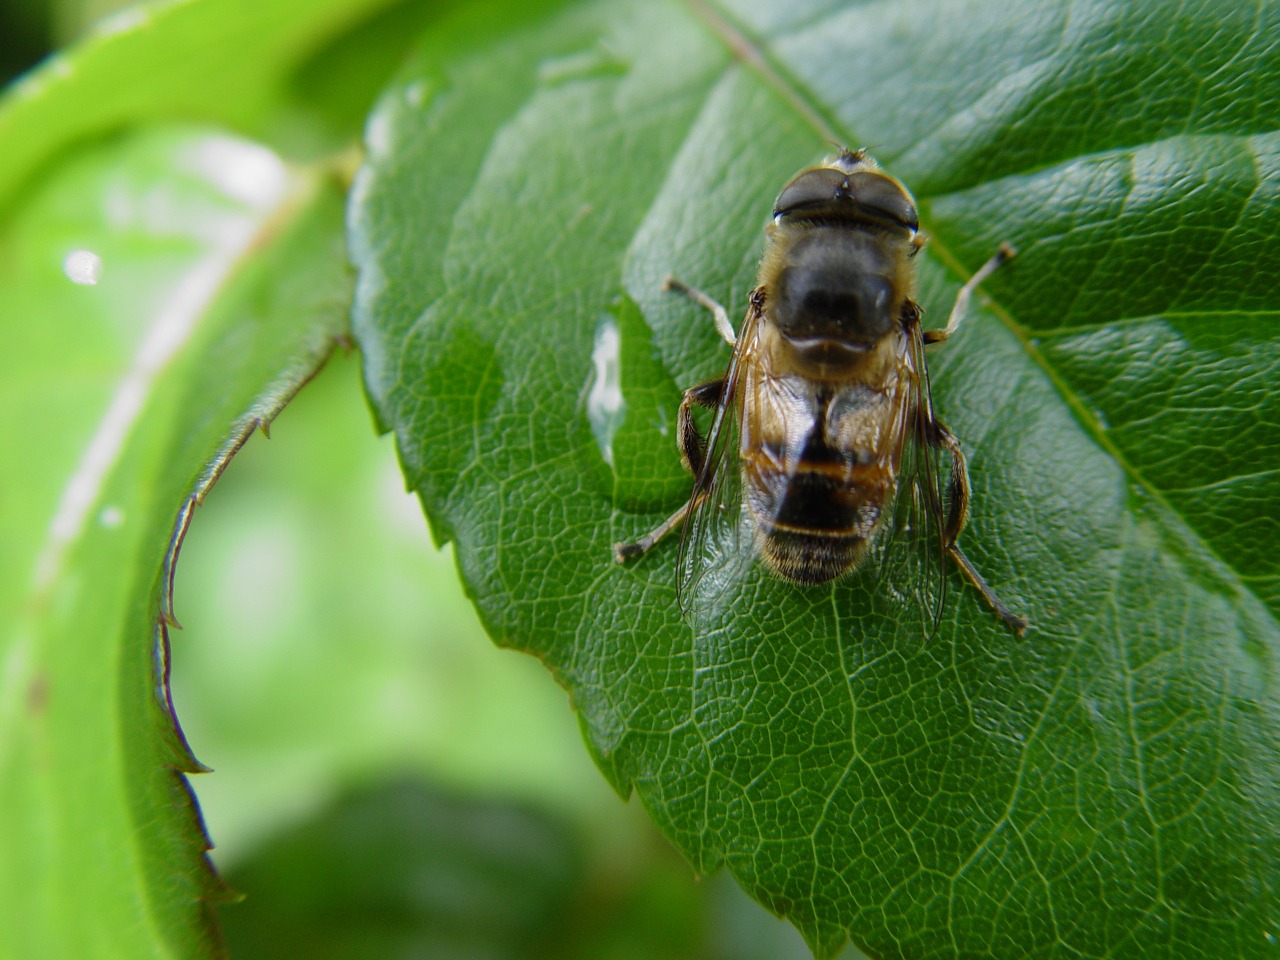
{"left": 873, "top": 320, "right": 950, "bottom": 642}
{"left": 675, "top": 305, "right": 761, "bottom": 620}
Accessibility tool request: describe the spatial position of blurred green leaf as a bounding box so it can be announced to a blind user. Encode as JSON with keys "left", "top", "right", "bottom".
{"left": 0, "top": 0, "right": 419, "bottom": 209}
{"left": 351, "top": 0, "right": 1280, "bottom": 957}
{"left": 0, "top": 126, "right": 350, "bottom": 959}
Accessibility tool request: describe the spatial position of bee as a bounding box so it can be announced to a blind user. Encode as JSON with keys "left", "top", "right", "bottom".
{"left": 613, "top": 148, "right": 1027, "bottom": 636}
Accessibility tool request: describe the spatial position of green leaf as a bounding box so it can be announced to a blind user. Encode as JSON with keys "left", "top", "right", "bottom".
{"left": 0, "top": 0, "right": 412, "bottom": 209}
{"left": 0, "top": 126, "right": 350, "bottom": 959}
{"left": 352, "top": 0, "right": 1280, "bottom": 956}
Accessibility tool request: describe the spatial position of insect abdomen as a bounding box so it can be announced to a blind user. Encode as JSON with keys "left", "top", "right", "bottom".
{"left": 745, "top": 460, "right": 892, "bottom": 584}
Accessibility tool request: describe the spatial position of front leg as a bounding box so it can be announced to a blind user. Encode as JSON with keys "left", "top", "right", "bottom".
{"left": 614, "top": 377, "right": 724, "bottom": 563}
{"left": 664, "top": 276, "right": 736, "bottom": 345}
{"left": 924, "top": 243, "right": 1016, "bottom": 345}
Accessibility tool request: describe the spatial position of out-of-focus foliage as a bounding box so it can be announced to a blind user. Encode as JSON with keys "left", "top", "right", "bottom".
{"left": 0, "top": 122, "right": 351, "bottom": 958}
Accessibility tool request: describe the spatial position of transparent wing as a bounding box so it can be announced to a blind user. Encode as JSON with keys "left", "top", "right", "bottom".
{"left": 675, "top": 303, "right": 763, "bottom": 621}
{"left": 871, "top": 317, "right": 950, "bottom": 643}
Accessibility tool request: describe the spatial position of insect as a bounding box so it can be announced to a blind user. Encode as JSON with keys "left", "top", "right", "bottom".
{"left": 613, "top": 148, "right": 1027, "bottom": 636}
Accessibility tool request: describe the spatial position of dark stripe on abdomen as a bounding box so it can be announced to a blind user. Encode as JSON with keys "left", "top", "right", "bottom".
{"left": 745, "top": 464, "right": 888, "bottom": 536}
{"left": 744, "top": 465, "right": 890, "bottom": 584}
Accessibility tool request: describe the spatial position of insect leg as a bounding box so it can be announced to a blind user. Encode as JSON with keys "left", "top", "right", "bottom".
{"left": 935, "top": 422, "right": 1029, "bottom": 635}
{"left": 678, "top": 378, "right": 723, "bottom": 477}
{"left": 613, "top": 377, "right": 723, "bottom": 564}
{"left": 664, "top": 275, "right": 736, "bottom": 345}
{"left": 613, "top": 499, "right": 694, "bottom": 563}
{"left": 924, "top": 242, "right": 1017, "bottom": 345}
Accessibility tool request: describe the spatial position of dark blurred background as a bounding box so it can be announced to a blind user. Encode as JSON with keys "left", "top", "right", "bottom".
{"left": 0, "top": 0, "right": 123, "bottom": 83}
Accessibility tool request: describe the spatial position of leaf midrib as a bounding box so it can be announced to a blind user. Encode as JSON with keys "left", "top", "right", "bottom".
{"left": 1022, "top": 309, "right": 1280, "bottom": 340}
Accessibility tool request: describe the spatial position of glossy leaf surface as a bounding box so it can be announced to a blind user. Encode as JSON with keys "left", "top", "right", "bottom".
{"left": 352, "top": 0, "right": 1279, "bottom": 956}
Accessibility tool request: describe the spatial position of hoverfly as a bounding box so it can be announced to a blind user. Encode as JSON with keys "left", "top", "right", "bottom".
{"left": 613, "top": 148, "right": 1027, "bottom": 636}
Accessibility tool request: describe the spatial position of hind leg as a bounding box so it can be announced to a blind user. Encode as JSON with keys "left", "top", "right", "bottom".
{"left": 934, "top": 422, "right": 1028, "bottom": 635}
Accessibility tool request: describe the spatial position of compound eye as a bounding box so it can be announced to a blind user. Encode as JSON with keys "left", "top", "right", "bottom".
{"left": 846, "top": 172, "right": 919, "bottom": 230}
{"left": 773, "top": 168, "right": 847, "bottom": 218}
{"left": 773, "top": 167, "right": 919, "bottom": 231}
